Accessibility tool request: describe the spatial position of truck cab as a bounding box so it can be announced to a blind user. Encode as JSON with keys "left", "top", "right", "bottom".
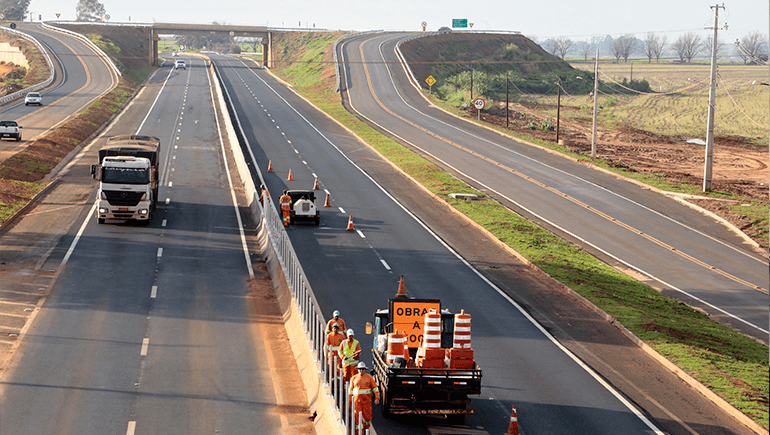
{"left": 91, "top": 135, "right": 160, "bottom": 225}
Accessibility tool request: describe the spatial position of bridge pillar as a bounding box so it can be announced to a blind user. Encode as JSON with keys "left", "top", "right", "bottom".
{"left": 150, "top": 29, "right": 158, "bottom": 66}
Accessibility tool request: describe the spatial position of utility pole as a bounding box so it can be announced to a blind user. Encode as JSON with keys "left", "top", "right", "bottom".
{"left": 505, "top": 71, "right": 509, "bottom": 128}
{"left": 556, "top": 76, "right": 562, "bottom": 144}
{"left": 703, "top": 4, "right": 725, "bottom": 191}
{"left": 591, "top": 49, "right": 599, "bottom": 159}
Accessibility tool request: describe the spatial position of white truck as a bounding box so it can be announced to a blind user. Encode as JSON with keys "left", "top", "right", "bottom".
{"left": 90, "top": 135, "right": 161, "bottom": 225}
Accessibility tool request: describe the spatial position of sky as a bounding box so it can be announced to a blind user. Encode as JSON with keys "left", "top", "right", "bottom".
{"left": 25, "top": 0, "right": 769, "bottom": 42}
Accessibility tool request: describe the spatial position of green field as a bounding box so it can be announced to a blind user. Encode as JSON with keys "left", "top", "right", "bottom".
{"left": 543, "top": 63, "right": 770, "bottom": 141}
{"left": 266, "top": 33, "right": 768, "bottom": 428}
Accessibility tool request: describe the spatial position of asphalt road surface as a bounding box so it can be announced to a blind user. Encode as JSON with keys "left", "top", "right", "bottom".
{"left": 336, "top": 32, "right": 768, "bottom": 345}
{"left": 210, "top": 53, "right": 698, "bottom": 435}
{"left": 0, "top": 23, "right": 119, "bottom": 162}
{"left": 0, "top": 57, "right": 286, "bottom": 434}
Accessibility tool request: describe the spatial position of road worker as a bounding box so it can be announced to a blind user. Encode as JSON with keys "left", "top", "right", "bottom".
{"left": 325, "top": 323, "right": 345, "bottom": 368}
{"left": 279, "top": 190, "right": 292, "bottom": 226}
{"left": 325, "top": 310, "right": 346, "bottom": 335}
{"left": 338, "top": 329, "right": 361, "bottom": 383}
{"left": 349, "top": 362, "right": 380, "bottom": 434}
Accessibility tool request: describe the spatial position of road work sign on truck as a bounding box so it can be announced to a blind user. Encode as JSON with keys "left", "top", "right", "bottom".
{"left": 390, "top": 298, "right": 440, "bottom": 348}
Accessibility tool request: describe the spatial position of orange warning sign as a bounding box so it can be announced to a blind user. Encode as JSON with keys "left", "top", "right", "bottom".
{"left": 390, "top": 299, "right": 440, "bottom": 348}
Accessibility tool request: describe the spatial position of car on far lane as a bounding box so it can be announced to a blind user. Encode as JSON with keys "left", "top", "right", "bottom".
{"left": 174, "top": 60, "right": 186, "bottom": 70}
{"left": 24, "top": 92, "right": 42, "bottom": 106}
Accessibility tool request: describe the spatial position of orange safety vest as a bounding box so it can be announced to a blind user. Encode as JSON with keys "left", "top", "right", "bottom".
{"left": 279, "top": 194, "right": 292, "bottom": 210}
{"left": 326, "top": 332, "right": 345, "bottom": 354}
{"left": 326, "top": 318, "right": 346, "bottom": 334}
{"left": 349, "top": 372, "right": 380, "bottom": 401}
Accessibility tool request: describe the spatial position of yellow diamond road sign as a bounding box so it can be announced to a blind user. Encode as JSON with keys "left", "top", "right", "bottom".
{"left": 425, "top": 75, "right": 436, "bottom": 87}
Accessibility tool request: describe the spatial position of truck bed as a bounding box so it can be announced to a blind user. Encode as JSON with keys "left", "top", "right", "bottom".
{"left": 372, "top": 349, "right": 482, "bottom": 416}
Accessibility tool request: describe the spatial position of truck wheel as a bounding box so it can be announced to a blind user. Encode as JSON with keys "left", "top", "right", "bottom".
{"left": 97, "top": 218, "right": 105, "bottom": 224}
{"left": 314, "top": 216, "right": 320, "bottom": 225}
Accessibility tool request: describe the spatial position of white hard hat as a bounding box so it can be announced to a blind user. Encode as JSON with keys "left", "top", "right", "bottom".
{"left": 357, "top": 362, "right": 367, "bottom": 370}
{"left": 333, "top": 310, "right": 340, "bottom": 317}
{"left": 346, "top": 329, "right": 354, "bottom": 336}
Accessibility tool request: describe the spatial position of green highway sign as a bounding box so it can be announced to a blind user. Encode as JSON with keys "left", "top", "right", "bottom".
{"left": 452, "top": 18, "right": 468, "bottom": 28}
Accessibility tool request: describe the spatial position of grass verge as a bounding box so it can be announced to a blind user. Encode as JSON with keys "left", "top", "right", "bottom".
{"left": 266, "top": 33, "right": 769, "bottom": 428}
{"left": 0, "top": 35, "right": 152, "bottom": 225}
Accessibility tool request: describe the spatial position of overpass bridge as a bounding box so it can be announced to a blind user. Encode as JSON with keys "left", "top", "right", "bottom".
{"left": 150, "top": 23, "right": 271, "bottom": 67}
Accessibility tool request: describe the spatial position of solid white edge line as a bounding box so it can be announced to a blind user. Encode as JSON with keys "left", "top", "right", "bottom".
{"left": 353, "top": 36, "right": 767, "bottom": 336}
{"left": 207, "top": 57, "right": 254, "bottom": 279}
{"left": 251, "top": 44, "right": 666, "bottom": 433}
{"left": 61, "top": 202, "right": 98, "bottom": 266}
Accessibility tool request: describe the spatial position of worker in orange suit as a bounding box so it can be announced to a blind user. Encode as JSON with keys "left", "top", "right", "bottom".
{"left": 349, "top": 362, "right": 380, "bottom": 434}
{"left": 325, "top": 310, "right": 346, "bottom": 335}
{"left": 279, "top": 190, "right": 292, "bottom": 226}
{"left": 338, "top": 329, "right": 361, "bottom": 383}
{"left": 325, "top": 323, "right": 345, "bottom": 368}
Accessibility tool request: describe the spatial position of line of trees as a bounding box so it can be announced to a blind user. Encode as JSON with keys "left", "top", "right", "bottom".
{"left": 540, "top": 31, "right": 768, "bottom": 64}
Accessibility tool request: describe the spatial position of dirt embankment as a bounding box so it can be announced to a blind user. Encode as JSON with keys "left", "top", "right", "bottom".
{"left": 399, "top": 33, "right": 768, "bottom": 249}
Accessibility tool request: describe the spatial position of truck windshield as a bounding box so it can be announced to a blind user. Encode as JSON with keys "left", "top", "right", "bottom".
{"left": 102, "top": 167, "right": 150, "bottom": 184}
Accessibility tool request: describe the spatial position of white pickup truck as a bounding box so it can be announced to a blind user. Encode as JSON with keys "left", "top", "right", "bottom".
{"left": 0, "top": 120, "right": 22, "bottom": 141}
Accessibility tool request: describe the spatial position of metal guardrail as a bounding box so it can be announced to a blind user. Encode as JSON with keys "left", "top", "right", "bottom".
{"left": 0, "top": 26, "right": 55, "bottom": 104}
{"left": 333, "top": 31, "right": 383, "bottom": 93}
{"left": 211, "top": 57, "right": 366, "bottom": 434}
{"left": 42, "top": 22, "right": 122, "bottom": 77}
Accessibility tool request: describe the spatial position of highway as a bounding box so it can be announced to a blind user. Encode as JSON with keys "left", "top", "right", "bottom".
{"left": 0, "top": 24, "right": 760, "bottom": 434}
{"left": 0, "top": 23, "right": 119, "bottom": 162}
{"left": 336, "top": 32, "right": 769, "bottom": 344}
{"left": 211, "top": 53, "right": 671, "bottom": 435}
{"left": 0, "top": 57, "right": 288, "bottom": 434}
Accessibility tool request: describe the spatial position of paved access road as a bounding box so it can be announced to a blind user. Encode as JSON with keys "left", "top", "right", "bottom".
{"left": 211, "top": 53, "right": 674, "bottom": 435}
{"left": 0, "top": 58, "right": 287, "bottom": 434}
{"left": 0, "top": 23, "right": 119, "bottom": 162}
{"left": 337, "top": 32, "right": 769, "bottom": 344}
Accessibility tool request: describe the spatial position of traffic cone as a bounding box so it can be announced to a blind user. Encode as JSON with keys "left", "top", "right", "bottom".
{"left": 346, "top": 215, "right": 354, "bottom": 231}
{"left": 506, "top": 405, "right": 519, "bottom": 435}
{"left": 324, "top": 193, "right": 331, "bottom": 207}
{"left": 395, "top": 275, "right": 407, "bottom": 298}
{"left": 287, "top": 169, "right": 294, "bottom": 181}
{"left": 313, "top": 177, "right": 320, "bottom": 190}
{"left": 267, "top": 160, "right": 273, "bottom": 172}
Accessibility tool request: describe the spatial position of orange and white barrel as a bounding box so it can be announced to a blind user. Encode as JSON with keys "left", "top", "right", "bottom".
{"left": 422, "top": 309, "right": 442, "bottom": 348}
{"left": 387, "top": 331, "right": 406, "bottom": 364}
{"left": 453, "top": 309, "right": 472, "bottom": 349}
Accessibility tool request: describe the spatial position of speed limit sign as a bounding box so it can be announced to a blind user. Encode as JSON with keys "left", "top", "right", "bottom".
{"left": 473, "top": 98, "right": 485, "bottom": 110}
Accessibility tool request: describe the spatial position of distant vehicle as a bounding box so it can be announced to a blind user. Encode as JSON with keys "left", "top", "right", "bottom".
{"left": 438, "top": 26, "right": 452, "bottom": 33}
{"left": 0, "top": 120, "right": 22, "bottom": 141}
{"left": 174, "top": 60, "right": 186, "bottom": 70}
{"left": 172, "top": 51, "right": 178, "bottom": 57}
{"left": 24, "top": 92, "right": 42, "bottom": 106}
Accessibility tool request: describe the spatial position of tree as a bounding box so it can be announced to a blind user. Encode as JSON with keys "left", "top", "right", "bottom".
{"left": 611, "top": 34, "right": 638, "bottom": 63}
{"left": 76, "top": 0, "right": 106, "bottom": 22}
{"left": 705, "top": 35, "right": 725, "bottom": 61}
{"left": 642, "top": 32, "right": 667, "bottom": 63}
{"left": 672, "top": 32, "right": 703, "bottom": 62}
{"left": 574, "top": 40, "right": 593, "bottom": 61}
{"left": 553, "top": 37, "right": 574, "bottom": 59}
{"left": 736, "top": 32, "right": 768, "bottom": 64}
{"left": 0, "top": 0, "right": 30, "bottom": 21}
